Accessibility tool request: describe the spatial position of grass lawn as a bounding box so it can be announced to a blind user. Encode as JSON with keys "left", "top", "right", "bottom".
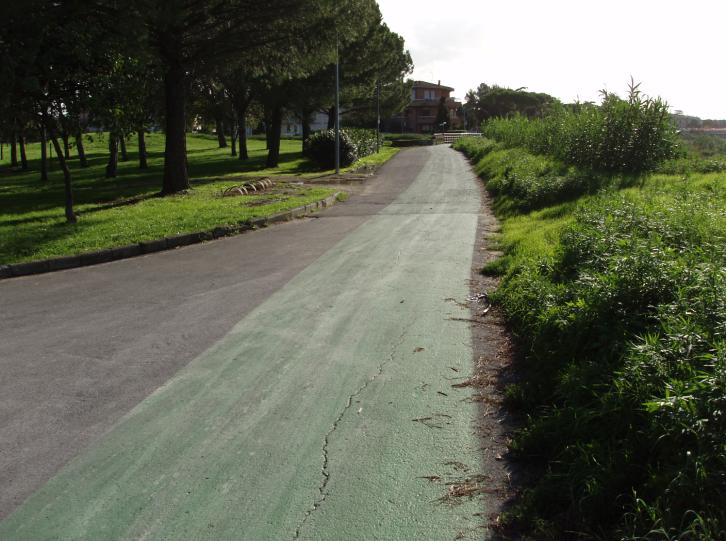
{"left": 0, "top": 133, "right": 398, "bottom": 264}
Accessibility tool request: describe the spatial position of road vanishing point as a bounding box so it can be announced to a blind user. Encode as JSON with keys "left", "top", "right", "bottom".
{"left": 0, "top": 146, "right": 492, "bottom": 540}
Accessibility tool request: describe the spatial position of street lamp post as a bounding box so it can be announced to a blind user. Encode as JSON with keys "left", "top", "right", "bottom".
{"left": 376, "top": 80, "right": 381, "bottom": 153}
{"left": 334, "top": 35, "right": 340, "bottom": 174}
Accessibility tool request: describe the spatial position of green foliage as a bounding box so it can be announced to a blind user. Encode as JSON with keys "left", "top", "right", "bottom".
{"left": 495, "top": 189, "right": 726, "bottom": 539}
{"left": 306, "top": 128, "right": 378, "bottom": 169}
{"left": 681, "top": 132, "right": 726, "bottom": 157}
{"left": 656, "top": 133, "right": 726, "bottom": 174}
{"left": 346, "top": 128, "right": 379, "bottom": 157}
{"left": 482, "top": 82, "right": 678, "bottom": 175}
{"left": 383, "top": 132, "right": 430, "bottom": 141}
{"left": 463, "top": 83, "right": 559, "bottom": 126}
{"left": 435, "top": 96, "right": 449, "bottom": 130}
{"left": 459, "top": 98, "right": 726, "bottom": 538}
{"left": 307, "top": 130, "right": 358, "bottom": 168}
{"left": 454, "top": 137, "right": 617, "bottom": 211}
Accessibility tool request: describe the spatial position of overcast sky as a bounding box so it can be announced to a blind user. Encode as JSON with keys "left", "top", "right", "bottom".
{"left": 376, "top": 0, "right": 726, "bottom": 119}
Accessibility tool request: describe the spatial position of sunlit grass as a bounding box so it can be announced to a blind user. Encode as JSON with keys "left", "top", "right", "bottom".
{"left": 0, "top": 132, "right": 397, "bottom": 264}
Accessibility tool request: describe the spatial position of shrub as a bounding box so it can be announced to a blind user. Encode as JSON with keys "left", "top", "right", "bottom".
{"left": 482, "top": 82, "right": 678, "bottom": 176}
{"left": 306, "top": 128, "right": 378, "bottom": 170}
{"left": 453, "top": 136, "right": 498, "bottom": 162}
{"left": 345, "top": 128, "right": 378, "bottom": 158}
{"left": 454, "top": 138, "right": 619, "bottom": 211}
{"left": 494, "top": 191, "right": 726, "bottom": 539}
{"left": 306, "top": 129, "right": 358, "bottom": 169}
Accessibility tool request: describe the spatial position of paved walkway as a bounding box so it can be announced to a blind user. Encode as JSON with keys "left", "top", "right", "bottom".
{"left": 0, "top": 146, "right": 488, "bottom": 540}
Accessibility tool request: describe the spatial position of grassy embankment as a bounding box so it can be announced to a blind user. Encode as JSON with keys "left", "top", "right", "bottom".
{"left": 455, "top": 130, "right": 725, "bottom": 540}
{"left": 0, "top": 133, "right": 398, "bottom": 264}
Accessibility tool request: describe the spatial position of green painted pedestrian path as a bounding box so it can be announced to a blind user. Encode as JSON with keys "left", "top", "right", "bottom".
{"left": 0, "top": 146, "right": 487, "bottom": 540}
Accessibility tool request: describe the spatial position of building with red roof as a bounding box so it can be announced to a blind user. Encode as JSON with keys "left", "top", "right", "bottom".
{"left": 391, "top": 80, "right": 463, "bottom": 134}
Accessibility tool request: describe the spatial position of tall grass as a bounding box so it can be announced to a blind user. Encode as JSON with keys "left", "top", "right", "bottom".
{"left": 482, "top": 82, "right": 678, "bottom": 175}
{"left": 497, "top": 189, "right": 726, "bottom": 540}
{"left": 454, "top": 137, "right": 624, "bottom": 212}
{"left": 455, "top": 91, "right": 726, "bottom": 540}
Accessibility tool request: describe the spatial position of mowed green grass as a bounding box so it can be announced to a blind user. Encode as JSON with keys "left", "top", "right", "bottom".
{"left": 0, "top": 133, "right": 397, "bottom": 264}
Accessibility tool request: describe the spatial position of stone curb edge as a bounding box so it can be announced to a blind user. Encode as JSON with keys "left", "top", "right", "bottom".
{"left": 0, "top": 192, "right": 341, "bottom": 281}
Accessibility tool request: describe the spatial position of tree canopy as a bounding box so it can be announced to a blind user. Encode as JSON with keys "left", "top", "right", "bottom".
{"left": 464, "top": 83, "right": 560, "bottom": 127}
{"left": 0, "top": 0, "right": 412, "bottom": 221}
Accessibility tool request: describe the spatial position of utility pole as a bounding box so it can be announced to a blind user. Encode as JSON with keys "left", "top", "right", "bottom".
{"left": 376, "top": 80, "right": 381, "bottom": 153}
{"left": 334, "top": 34, "right": 340, "bottom": 174}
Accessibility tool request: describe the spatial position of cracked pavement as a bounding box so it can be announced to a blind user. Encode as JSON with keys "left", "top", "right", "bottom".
{"left": 0, "top": 146, "right": 487, "bottom": 540}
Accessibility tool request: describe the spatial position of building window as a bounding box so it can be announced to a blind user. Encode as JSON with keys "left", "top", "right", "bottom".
{"left": 420, "top": 109, "right": 431, "bottom": 117}
{"left": 423, "top": 90, "right": 434, "bottom": 100}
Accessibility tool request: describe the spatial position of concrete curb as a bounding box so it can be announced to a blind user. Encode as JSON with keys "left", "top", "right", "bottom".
{"left": 2, "top": 192, "right": 341, "bottom": 280}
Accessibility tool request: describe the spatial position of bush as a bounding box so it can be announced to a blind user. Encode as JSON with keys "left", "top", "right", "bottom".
{"left": 482, "top": 82, "right": 678, "bottom": 176}
{"left": 454, "top": 138, "right": 619, "bottom": 211}
{"left": 453, "top": 136, "right": 498, "bottom": 162}
{"left": 345, "top": 128, "right": 378, "bottom": 158}
{"left": 307, "top": 129, "right": 358, "bottom": 169}
{"left": 494, "top": 192, "right": 726, "bottom": 539}
{"left": 306, "top": 128, "right": 378, "bottom": 170}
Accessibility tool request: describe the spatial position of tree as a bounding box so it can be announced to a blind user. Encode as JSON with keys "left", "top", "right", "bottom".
{"left": 435, "top": 96, "right": 448, "bottom": 131}
{"left": 91, "top": 51, "right": 160, "bottom": 177}
{"left": 129, "top": 0, "right": 346, "bottom": 194}
{"left": 336, "top": 16, "right": 412, "bottom": 127}
{"left": 0, "top": 0, "right": 123, "bottom": 221}
{"left": 464, "top": 83, "right": 560, "bottom": 125}
{"left": 281, "top": 2, "right": 411, "bottom": 155}
{"left": 221, "top": 69, "right": 254, "bottom": 160}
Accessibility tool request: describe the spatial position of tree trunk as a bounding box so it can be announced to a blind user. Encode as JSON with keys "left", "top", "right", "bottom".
{"left": 301, "top": 109, "right": 312, "bottom": 156}
{"left": 40, "top": 126, "right": 48, "bottom": 181}
{"left": 45, "top": 114, "right": 76, "bottom": 223}
{"left": 230, "top": 122, "right": 237, "bottom": 156}
{"left": 62, "top": 132, "right": 71, "bottom": 160}
{"left": 264, "top": 105, "right": 273, "bottom": 150}
{"left": 327, "top": 106, "right": 336, "bottom": 130}
{"left": 18, "top": 134, "right": 28, "bottom": 170}
{"left": 265, "top": 105, "right": 283, "bottom": 168}
{"left": 76, "top": 132, "right": 88, "bottom": 167}
{"left": 216, "top": 117, "right": 227, "bottom": 148}
{"left": 238, "top": 113, "right": 248, "bottom": 161}
{"left": 106, "top": 133, "right": 118, "bottom": 178}
{"left": 138, "top": 128, "right": 148, "bottom": 169}
{"left": 162, "top": 60, "right": 190, "bottom": 194}
{"left": 10, "top": 134, "right": 18, "bottom": 167}
{"left": 119, "top": 134, "right": 128, "bottom": 161}
{"left": 230, "top": 95, "right": 251, "bottom": 161}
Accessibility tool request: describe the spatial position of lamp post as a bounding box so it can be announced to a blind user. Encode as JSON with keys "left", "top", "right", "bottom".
{"left": 334, "top": 34, "right": 340, "bottom": 174}
{"left": 376, "top": 80, "right": 381, "bottom": 153}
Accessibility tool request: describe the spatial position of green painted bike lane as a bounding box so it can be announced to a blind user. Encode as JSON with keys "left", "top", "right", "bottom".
{"left": 0, "top": 146, "right": 487, "bottom": 540}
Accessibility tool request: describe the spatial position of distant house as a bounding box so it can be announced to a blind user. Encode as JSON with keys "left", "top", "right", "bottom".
{"left": 390, "top": 81, "right": 463, "bottom": 134}
{"left": 282, "top": 112, "right": 329, "bottom": 137}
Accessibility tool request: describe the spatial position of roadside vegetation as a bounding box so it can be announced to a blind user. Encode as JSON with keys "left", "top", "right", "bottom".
{"left": 455, "top": 84, "right": 726, "bottom": 540}
{"left": 0, "top": 132, "right": 398, "bottom": 264}
{"left": 307, "top": 128, "right": 382, "bottom": 168}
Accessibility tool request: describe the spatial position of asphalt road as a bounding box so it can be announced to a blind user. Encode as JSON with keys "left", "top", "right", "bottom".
{"left": 0, "top": 145, "right": 488, "bottom": 540}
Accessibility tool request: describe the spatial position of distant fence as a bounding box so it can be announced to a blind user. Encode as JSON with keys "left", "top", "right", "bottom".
{"left": 433, "top": 132, "right": 482, "bottom": 145}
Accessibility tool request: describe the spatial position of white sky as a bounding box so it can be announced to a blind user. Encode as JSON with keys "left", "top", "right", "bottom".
{"left": 377, "top": 0, "right": 726, "bottom": 119}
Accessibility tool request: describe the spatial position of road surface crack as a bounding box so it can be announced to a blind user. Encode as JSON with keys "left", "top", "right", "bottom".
{"left": 292, "top": 322, "right": 413, "bottom": 539}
